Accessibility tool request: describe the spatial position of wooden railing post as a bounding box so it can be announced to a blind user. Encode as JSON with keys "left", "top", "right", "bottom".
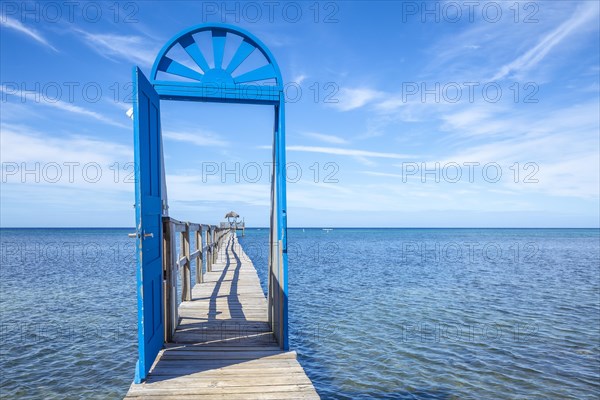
{"left": 219, "top": 228, "right": 222, "bottom": 256}
{"left": 195, "top": 227, "right": 203, "bottom": 284}
{"left": 163, "top": 217, "right": 179, "bottom": 342}
{"left": 212, "top": 227, "right": 218, "bottom": 264}
{"left": 181, "top": 223, "right": 191, "bottom": 302}
{"left": 206, "top": 226, "right": 213, "bottom": 272}
{"left": 163, "top": 217, "right": 172, "bottom": 342}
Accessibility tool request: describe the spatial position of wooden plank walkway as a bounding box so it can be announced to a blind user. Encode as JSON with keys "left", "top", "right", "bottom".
{"left": 125, "top": 233, "right": 319, "bottom": 399}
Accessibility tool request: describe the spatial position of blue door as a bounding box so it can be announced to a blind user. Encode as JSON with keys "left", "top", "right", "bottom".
{"left": 132, "top": 67, "right": 164, "bottom": 383}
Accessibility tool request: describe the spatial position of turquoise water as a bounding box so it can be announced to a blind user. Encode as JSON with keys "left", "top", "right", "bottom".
{"left": 1, "top": 228, "right": 599, "bottom": 399}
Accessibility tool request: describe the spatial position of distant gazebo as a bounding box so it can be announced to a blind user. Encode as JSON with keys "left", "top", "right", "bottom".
{"left": 225, "top": 211, "right": 239, "bottom": 226}
{"left": 223, "top": 211, "right": 244, "bottom": 236}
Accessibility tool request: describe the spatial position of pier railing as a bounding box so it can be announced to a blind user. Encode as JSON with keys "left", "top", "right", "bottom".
{"left": 219, "top": 221, "right": 245, "bottom": 229}
{"left": 162, "top": 216, "right": 228, "bottom": 342}
{"left": 219, "top": 220, "right": 246, "bottom": 236}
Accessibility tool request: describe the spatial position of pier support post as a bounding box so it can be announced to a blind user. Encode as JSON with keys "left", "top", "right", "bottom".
{"left": 195, "top": 228, "right": 203, "bottom": 284}
{"left": 181, "top": 223, "right": 192, "bottom": 302}
{"left": 162, "top": 217, "right": 178, "bottom": 342}
{"left": 212, "top": 228, "right": 218, "bottom": 264}
{"left": 206, "top": 226, "right": 213, "bottom": 272}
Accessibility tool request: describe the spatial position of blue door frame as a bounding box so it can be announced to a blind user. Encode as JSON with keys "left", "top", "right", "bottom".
{"left": 132, "top": 23, "right": 289, "bottom": 382}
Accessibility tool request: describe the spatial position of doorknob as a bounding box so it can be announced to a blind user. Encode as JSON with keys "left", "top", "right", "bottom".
{"left": 143, "top": 232, "right": 154, "bottom": 238}
{"left": 128, "top": 232, "right": 139, "bottom": 238}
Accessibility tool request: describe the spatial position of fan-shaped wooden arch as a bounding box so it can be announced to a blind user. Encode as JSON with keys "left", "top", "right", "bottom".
{"left": 150, "top": 23, "right": 283, "bottom": 104}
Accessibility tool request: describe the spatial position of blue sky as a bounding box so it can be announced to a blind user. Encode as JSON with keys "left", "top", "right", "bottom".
{"left": 1, "top": 1, "right": 599, "bottom": 227}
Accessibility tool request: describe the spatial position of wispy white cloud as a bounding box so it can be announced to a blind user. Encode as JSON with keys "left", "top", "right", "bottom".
{"left": 284, "top": 180, "right": 523, "bottom": 214}
{"left": 492, "top": 1, "right": 599, "bottom": 80}
{"left": 1, "top": 123, "right": 131, "bottom": 166}
{"left": 302, "top": 132, "right": 348, "bottom": 144}
{"left": 0, "top": 86, "right": 128, "bottom": 129}
{"left": 360, "top": 171, "right": 404, "bottom": 179}
{"left": 166, "top": 174, "right": 269, "bottom": 206}
{"left": 74, "top": 29, "right": 157, "bottom": 66}
{"left": 1, "top": 124, "right": 134, "bottom": 226}
{"left": 0, "top": 16, "right": 58, "bottom": 52}
{"left": 374, "top": 97, "right": 408, "bottom": 113}
{"left": 430, "top": 101, "right": 600, "bottom": 199}
{"left": 439, "top": 104, "right": 514, "bottom": 137}
{"left": 163, "top": 131, "right": 229, "bottom": 147}
{"left": 259, "top": 145, "right": 416, "bottom": 160}
{"left": 292, "top": 74, "right": 307, "bottom": 85}
{"left": 330, "top": 87, "right": 383, "bottom": 111}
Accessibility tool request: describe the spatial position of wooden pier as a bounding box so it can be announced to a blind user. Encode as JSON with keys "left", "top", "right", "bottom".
{"left": 125, "top": 227, "right": 318, "bottom": 399}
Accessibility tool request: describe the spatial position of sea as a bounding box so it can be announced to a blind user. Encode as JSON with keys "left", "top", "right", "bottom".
{"left": 0, "top": 228, "right": 598, "bottom": 399}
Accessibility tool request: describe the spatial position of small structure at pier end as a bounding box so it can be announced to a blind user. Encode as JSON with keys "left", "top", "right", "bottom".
{"left": 223, "top": 211, "right": 245, "bottom": 236}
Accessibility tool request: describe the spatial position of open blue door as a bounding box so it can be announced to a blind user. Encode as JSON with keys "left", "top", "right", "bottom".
{"left": 132, "top": 67, "right": 164, "bottom": 383}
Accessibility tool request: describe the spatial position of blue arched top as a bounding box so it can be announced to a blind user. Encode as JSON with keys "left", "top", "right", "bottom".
{"left": 149, "top": 23, "right": 283, "bottom": 103}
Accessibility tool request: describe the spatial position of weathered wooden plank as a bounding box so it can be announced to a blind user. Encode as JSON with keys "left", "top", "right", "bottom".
{"left": 130, "top": 376, "right": 314, "bottom": 390}
{"left": 148, "top": 361, "right": 304, "bottom": 374}
{"left": 171, "top": 334, "right": 277, "bottom": 346}
{"left": 159, "top": 351, "right": 294, "bottom": 360}
{"left": 126, "top": 383, "right": 317, "bottom": 396}
{"left": 125, "top": 387, "right": 319, "bottom": 399}
{"left": 163, "top": 344, "right": 282, "bottom": 351}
